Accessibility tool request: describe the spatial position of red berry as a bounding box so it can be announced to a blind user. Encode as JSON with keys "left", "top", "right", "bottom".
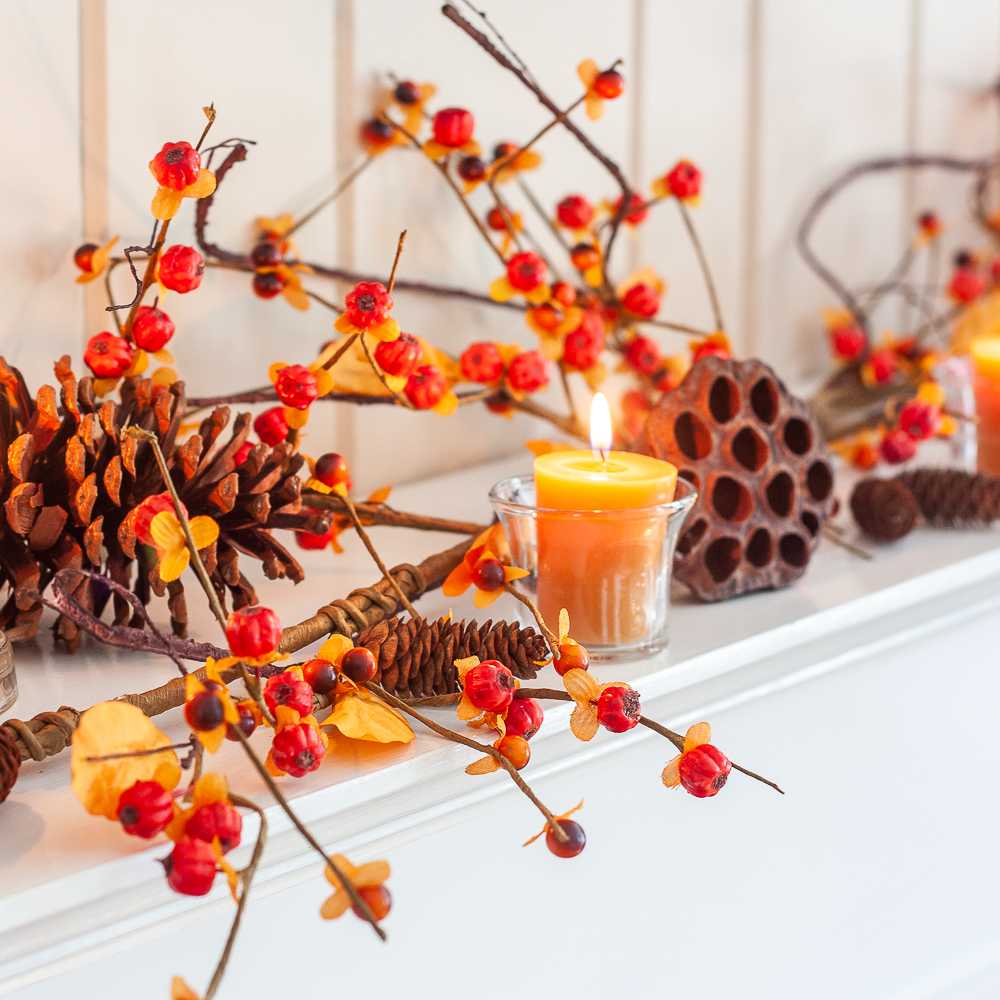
{"left": 271, "top": 722, "right": 325, "bottom": 777}
{"left": 622, "top": 283, "right": 660, "bottom": 318}
{"left": 507, "top": 350, "right": 550, "bottom": 393}
{"left": 254, "top": 406, "right": 289, "bottom": 446}
{"left": 117, "top": 780, "right": 174, "bottom": 839}
{"left": 506, "top": 251, "right": 547, "bottom": 292}
{"left": 84, "top": 332, "right": 133, "bottom": 379}
{"left": 898, "top": 399, "right": 940, "bottom": 441}
{"left": 345, "top": 281, "right": 392, "bottom": 330}
{"left": 226, "top": 701, "right": 259, "bottom": 741}
{"left": 361, "top": 117, "right": 395, "bottom": 146}
{"left": 375, "top": 333, "right": 421, "bottom": 377}
{"left": 553, "top": 642, "right": 589, "bottom": 676}
{"left": 185, "top": 689, "right": 226, "bottom": 733}
{"left": 340, "top": 646, "right": 378, "bottom": 685}
{"left": 251, "top": 240, "right": 282, "bottom": 268}
{"left": 678, "top": 743, "right": 731, "bottom": 798}
{"left": 954, "top": 249, "right": 973, "bottom": 268}
{"left": 880, "top": 428, "right": 917, "bottom": 464}
{"left": 296, "top": 522, "right": 333, "bottom": 550}
{"left": 163, "top": 838, "right": 218, "bottom": 896}
{"left": 234, "top": 441, "right": 253, "bottom": 465}
{"left": 505, "top": 698, "right": 543, "bottom": 740}
{"left": 485, "top": 395, "right": 512, "bottom": 415}
{"left": 132, "top": 305, "right": 174, "bottom": 352}
{"left": 493, "top": 141, "right": 519, "bottom": 161}
{"left": 626, "top": 336, "right": 661, "bottom": 375}
{"left": 159, "top": 245, "right": 204, "bottom": 294}
{"left": 150, "top": 141, "right": 202, "bottom": 191}
{"left": 134, "top": 491, "right": 186, "bottom": 546}
{"left": 664, "top": 160, "right": 702, "bottom": 201}
{"left": 405, "top": 364, "right": 447, "bottom": 409}
{"left": 463, "top": 660, "right": 516, "bottom": 713}
{"left": 252, "top": 271, "right": 284, "bottom": 299}
{"left": 470, "top": 557, "right": 505, "bottom": 591}
{"left": 457, "top": 155, "right": 487, "bottom": 182}
{"left": 597, "top": 685, "right": 641, "bottom": 733}
{"left": 314, "top": 452, "right": 349, "bottom": 487}
{"left": 563, "top": 313, "right": 605, "bottom": 370}
{"left": 831, "top": 324, "right": 865, "bottom": 360}
{"left": 546, "top": 819, "right": 586, "bottom": 858}
{"left": 613, "top": 192, "right": 649, "bottom": 226}
{"left": 186, "top": 801, "right": 243, "bottom": 853}
{"left": 394, "top": 80, "right": 421, "bottom": 105}
{"left": 593, "top": 69, "right": 625, "bottom": 99}
{"left": 352, "top": 884, "right": 392, "bottom": 920}
{"left": 530, "top": 304, "right": 561, "bottom": 332}
{"left": 949, "top": 266, "right": 985, "bottom": 303}
{"left": 461, "top": 342, "right": 504, "bottom": 383}
{"left": 692, "top": 341, "right": 731, "bottom": 364}
{"left": 303, "top": 658, "right": 338, "bottom": 695}
{"left": 497, "top": 734, "right": 531, "bottom": 770}
{"left": 557, "top": 195, "right": 594, "bottom": 229}
{"left": 264, "top": 670, "right": 314, "bottom": 717}
{"left": 570, "top": 244, "right": 601, "bottom": 272}
{"left": 433, "top": 107, "right": 474, "bottom": 148}
{"left": 274, "top": 364, "right": 318, "bottom": 410}
{"left": 918, "top": 211, "right": 940, "bottom": 236}
{"left": 226, "top": 605, "right": 283, "bottom": 658}
{"left": 552, "top": 282, "right": 577, "bottom": 307}
{"left": 867, "top": 348, "right": 897, "bottom": 384}
{"left": 75, "top": 243, "right": 99, "bottom": 272}
{"left": 486, "top": 207, "right": 509, "bottom": 231}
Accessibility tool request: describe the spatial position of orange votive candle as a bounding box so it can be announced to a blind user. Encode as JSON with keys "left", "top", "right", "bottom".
{"left": 971, "top": 337, "right": 1000, "bottom": 475}
{"left": 533, "top": 449, "right": 677, "bottom": 647}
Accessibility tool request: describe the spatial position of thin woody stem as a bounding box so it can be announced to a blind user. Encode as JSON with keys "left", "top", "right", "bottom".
{"left": 230, "top": 724, "right": 387, "bottom": 939}
{"left": 205, "top": 793, "right": 267, "bottom": 1000}
{"left": 125, "top": 428, "right": 228, "bottom": 633}
{"left": 504, "top": 583, "right": 559, "bottom": 651}
{"left": 387, "top": 230, "right": 407, "bottom": 293}
{"left": 305, "top": 289, "right": 344, "bottom": 313}
{"left": 821, "top": 526, "right": 873, "bottom": 560}
{"left": 86, "top": 741, "right": 193, "bottom": 761}
{"left": 505, "top": 393, "right": 587, "bottom": 442}
{"left": 676, "top": 201, "right": 725, "bottom": 333}
{"left": 518, "top": 178, "right": 571, "bottom": 252}
{"left": 364, "top": 682, "right": 568, "bottom": 841}
{"left": 643, "top": 317, "right": 714, "bottom": 337}
{"left": 284, "top": 155, "right": 375, "bottom": 238}
{"left": 558, "top": 363, "right": 579, "bottom": 427}
{"left": 360, "top": 331, "right": 412, "bottom": 407}
{"left": 320, "top": 333, "right": 358, "bottom": 371}
{"left": 341, "top": 494, "right": 421, "bottom": 619}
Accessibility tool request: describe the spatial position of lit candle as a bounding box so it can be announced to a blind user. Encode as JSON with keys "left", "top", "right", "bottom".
{"left": 971, "top": 336, "right": 1000, "bottom": 475}
{"left": 533, "top": 393, "right": 678, "bottom": 647}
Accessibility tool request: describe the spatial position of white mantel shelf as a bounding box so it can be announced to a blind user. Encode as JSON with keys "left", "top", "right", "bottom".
{"left": 3, "top": 452, "right": 1000, "bottom": 999}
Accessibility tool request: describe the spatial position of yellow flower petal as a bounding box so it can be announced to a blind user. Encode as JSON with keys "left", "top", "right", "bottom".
{"left": 333, "top": 314, "right": 358, "bottom": 335}
{"left": 661, "top": 755, "right": 682, "bottom": 788}
{"left": 466, "top": 754, "right": 501, "bottom": 775}
{"left": 317, "top": 633, "right": 354, "bottom": 665}
{"left": 489, "top": 276, "right": 515, "bottom": 302}
{"left": 320, "top": 891, "right": 352, "bottom": 920}
{"left": 192, "top": 771, "right": 230, "bottom": 808}
{"left": 570, "top": 702, "right": 599, "bottom": 741}
{"left": 152, "top": 366, "right": 178, "bottom": 388}
{"left": 563, "top": 667, "right": 599, "bottom": 702}
{"left": 92, "top": 377, "right": 120, "bottom": 395}
{"left": 577, "top": 58, "right": 599, "bottom": 89}
{"left": 199, "top": 725, "right": 226, "bottom": 754}
{"left": 158, "top": 549, "right": 190, "bottom": 583}
{"left": 384, "top": 374, "right": 407, "bottom": 393}
{"left": 153, "top": 348, "right": 174, "bottom": 364}
{"left": 524, "top": 284, "right": 552, "bottom": 306}
{"left": 150, "top": 510, "right": 184, "bottom": 552}
{"left": 422, "top": 138, "right": 452, "bottom": 160}
{"left": 188, "top": 515, "right": 220, "bottom": 551}
{"left": 558, "top": 609, "right": 570, "bottom": 644}
{"left": 455, "top": 656, "right": 480, "bottom": 680}
{"left": 651, "top": 177, "right": 668, "bottom": 199}
{"left": 151, "top": 186, "right": 185, "bottom": 220}
{"left": 442, "top": 561, "right": 473, "bottom": 597}
{"left": 503, "top": 566, "right": 530, "bottom": 583}
{"left": 123, "top": 350, "right": 148, "bottom": 378}
{"left": 285, "top": 406, "right": 309, "bottom": 430}
{"left": 684, "top": 721, "right": 711, "bottom": 752}
{"left": 328, "top": 687, "right": 414, "bottom": 743}
{"left": 353, "top": 859, "right": 390, "bottom": 887}
{"left": 473, "top": 587, "right": 503, "bottom": 609}
{"left": 432, "top": 390, "right": 458, "bottom": 416}
{"left": 183, "top": 169, "right": 217, "bottom": 200}
{"left": 369, "top": 318, "right": 401, "bottom": 343}
{"left": 583, "top": 264, "right": 604, "bottom": 287}
{"left": 282, "top": 283, "right": 311, "bottom": 311}
{"left": 171, "top": 976, "right": 203, "bottom": 1000}
{"left": 268, "top": 362, "right": 288, "bottom": 384}
{"left": 585, "top": 93, "right": 604, "bottom": 121}
{"left": 313, "top": 369, "right": 334, "bottom": 397}
{"left": 456, "top": 692, "right": 482, "bottom": 721}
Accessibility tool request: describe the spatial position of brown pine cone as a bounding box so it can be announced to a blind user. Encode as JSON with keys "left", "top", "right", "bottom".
{"left": 0, "top": 726, "right": 20, "bottom": 804}
{"left": 0, "top": 356, "right": 333, "bottom": 649}
{"left": 895, "top": 468, "right": 1000, "bottom": 526}
{"left": 850, "top": 479, "right": 920, "bottom": 541}
{"left": 358, "top": 615, "right": 549, "bottom": 699}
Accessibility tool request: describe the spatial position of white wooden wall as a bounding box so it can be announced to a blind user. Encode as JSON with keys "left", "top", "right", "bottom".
{"left": 2, "top": 0, "right": 999, "bottom": 492}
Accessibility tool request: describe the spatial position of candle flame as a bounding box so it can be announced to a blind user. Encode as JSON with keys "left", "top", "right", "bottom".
{"left": 590, "top": 392, "right": 613, "bottom": 461}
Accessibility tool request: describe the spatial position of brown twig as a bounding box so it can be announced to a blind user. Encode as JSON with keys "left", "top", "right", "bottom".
{"left": 503, "top": 583, "right": 558, "bottom": 651}
{"left": 301, "top": 491, "right": 485, "bottom": 535}
{"left": 283, "top": 155, "right": 375, "bottom": 239}
{"left": 676, "top": 200, "right": 725, "bottom": 333}
{"left": 821, "top": 526, "right": 874, "bottom": 560}
{"left": 387, "top": 230, "right": 407, "bottom": 293}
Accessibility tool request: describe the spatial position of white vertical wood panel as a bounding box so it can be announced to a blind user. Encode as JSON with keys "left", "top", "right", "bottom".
{"left": 636, "top": 0, "right": 750, "bottom": 352}
{"left": 912, "top": 0, "right": 1000, "bottom": 263}
{"left": 104, "top": 0, "right": 345, "bottom": 457}
{"left": 346, "top": 0, "right": 635, "bottom": 491}
{"left": 0, "top": 1, "right": 82, "bottom": 391}
{"left": 755, "top": 0, "right": 911, "bottom": 386}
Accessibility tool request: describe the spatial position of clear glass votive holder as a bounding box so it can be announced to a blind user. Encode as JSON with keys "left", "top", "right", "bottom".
{"left": 0, "top": 630, "right": 16, "bottom": 713}
{"left": 489, "top": 475, "right": 697, "bottom": 663}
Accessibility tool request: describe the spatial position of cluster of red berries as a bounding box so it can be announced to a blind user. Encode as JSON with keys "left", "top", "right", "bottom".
{"left": 162, "top": 797, "right": 244, "bottom": 896}
{"left": 459, "top": 343, "right": 550, "bottom": 393}
{"left": 365, "top": 327, "right": 449, "bottom": 410}
{"left": 562, "top": 311, "right": 605, "bottom": 370}
{"left": 879, "top": 394, "right": 944, "bottom": 465}
{"left": 250, "top": 239, "right": 286, "bottom": 299}
{"left": 296, "top": 452, "right": 352, "bottom": 550}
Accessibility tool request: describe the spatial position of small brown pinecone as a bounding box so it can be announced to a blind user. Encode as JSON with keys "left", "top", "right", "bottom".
{"left": 0, "top": 726, "right": 20, "bottom": 804}
{"left": 850, "top": 479, "right": 920, "bottom": 541}
{"left": 895, "top": 468, "right": 1000, "bottom": 526}
{"left": 358, "top": 616, "right": 549, "bottom": 699}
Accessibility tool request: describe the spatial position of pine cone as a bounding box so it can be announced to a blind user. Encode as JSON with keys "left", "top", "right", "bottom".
{"left": 0, "top": 357, "right": 332, "bottom": 649}
{"left": 850, "top": 479, "right": 919, "bottom": 541}
{"left": 358, "top": 615, "right": 549, "bottom": 699}
{"left": 0, "top": 726, "right": 20, "bottom": 804}
{"left": 895, "top": 468, "right": 1000, "bottom": 526}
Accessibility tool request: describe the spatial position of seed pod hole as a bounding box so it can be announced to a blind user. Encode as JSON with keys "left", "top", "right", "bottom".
{"left": 730, "top": 426, "right": 769, "bottom": 472}
{"left": 800, "top": 510, "right": 820, "bottom": 537}
{"left": 750, "top": 378, "right": 779, "bottom": 424}
{"left": 708, "top": 377, "right": 741, "bottom": 424}
{"left": 711, "top": 476, "right": 754, "bottom": 523}
{"left": 677, "top": 517, "right": 708, "bottom": 557}
{"left": 705, "top": 537, "right": 741, "bottom": 583}
{"left": 765, "top": 471, "right": 795, "bottom": 517}
{"left": 779, "top": 533, "right": 808, "bottom": 567}
{"left": 745, "top": 528, "right": 774, "bottom": 567}
{"left": 783, "top": 418, "right": 812, "bottom": 456}
{"left": 678, "top": 468, "right": 701, "bottom": 495}
{"left": 806, "top": 460, "right": 833, "bottom": 501}
{"left": 674, "top": 411, "right": 713, "bottom": 461}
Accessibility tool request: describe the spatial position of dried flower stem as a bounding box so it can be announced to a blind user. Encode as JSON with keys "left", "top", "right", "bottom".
{"left": 284, "top": 155, "right": 375, "bottom": 239}
{"left": 230, "top": 723, "right": 386, "bottom": 939}
{"left": 503, "top": 583, "right": 559, "bottom": 651}
{"left": 676, "top": 201, "right": 725, "bottom": 333}
{"left": 387, "top": 230, "right": 407, "bottom": 293}
{"left": 364, "top": 682, "right": 568, "bottom": 840}
{"left": 302, "top": 491, "right": 485, "bottom": 535}
{"left": 643, "top": 317, "right": 714, "bottom": 337}
{"left": 820, "top": 526, "right": 873, "bottom": 560}
{"left": 517, "top": 178, "right": 571, "bottom": 251}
